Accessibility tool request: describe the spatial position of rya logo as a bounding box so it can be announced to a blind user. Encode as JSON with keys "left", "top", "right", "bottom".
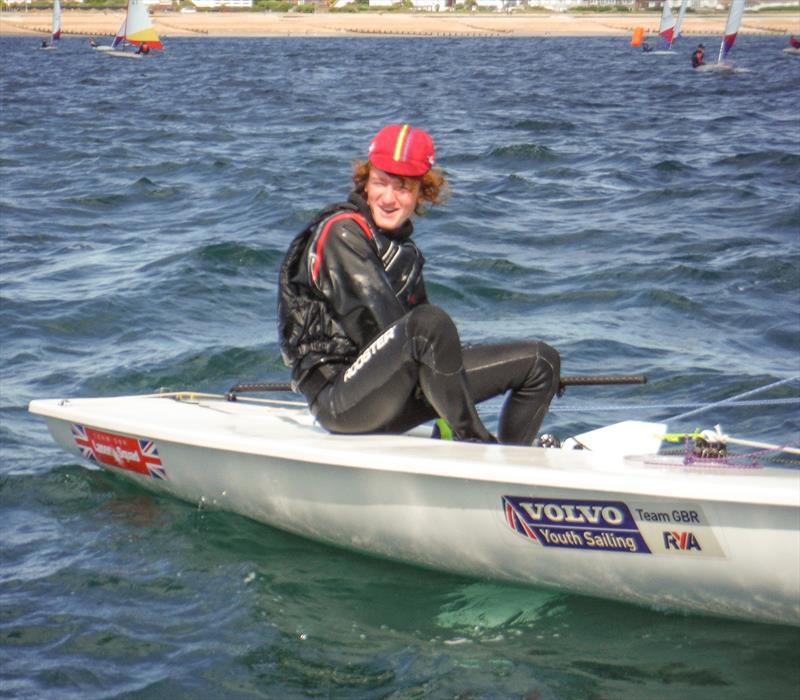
{"left": 663, "top": 531, "right": 702, "bottom": 551}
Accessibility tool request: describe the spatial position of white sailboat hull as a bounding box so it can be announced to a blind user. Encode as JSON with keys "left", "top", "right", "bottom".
{"left": 29, "top": 393, "right": 800, "bottom": 626}
{"left": 105, "top": 51, "right": 143, "bottom": 59}
{"left": 783, "top": 47, "right": 800, "bottom": 56}
{"left": 696, "top": 63, "right": 735, "bottom": 73}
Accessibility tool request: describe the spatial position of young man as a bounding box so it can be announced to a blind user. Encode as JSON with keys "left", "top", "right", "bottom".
{"left": 278, "top": 124, "right": 560, "bottom": 445}
{"left": 691, "top": 44, "right": 705, "bottom": 68}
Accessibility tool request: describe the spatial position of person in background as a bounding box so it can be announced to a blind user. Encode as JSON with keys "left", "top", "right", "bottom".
{"left": 278, "top": 124, "right": 561, "bottom": 445}
{"left": 641, "top": 41, "right": 653, "bottom": 53}
{"left": 136, "top": 43, "right": 150, "bottom": 55}
{"left": 790, "top": 35, "right": 800, "bottom": 49}
{"left": 691, "top": 44, "right": 705, "bottom": 68}
{"left": 89, "top": 37, "right": 99, "bottom": 47}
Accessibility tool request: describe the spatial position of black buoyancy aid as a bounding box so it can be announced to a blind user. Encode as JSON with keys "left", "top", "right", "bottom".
{"left": 277, "top": 194, "right": 427, "bottom": 396}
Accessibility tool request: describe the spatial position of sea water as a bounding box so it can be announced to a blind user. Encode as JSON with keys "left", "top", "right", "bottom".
{"left": 1, "top": 34, "right": 799, "bottom": 699}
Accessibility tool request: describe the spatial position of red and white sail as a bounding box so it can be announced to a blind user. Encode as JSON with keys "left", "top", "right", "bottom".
{"left": 51, "top": 0, "right": 61, "bottom": 43}
{"left": 658, "top": 0, "right": 676, "bottom": 48}
{"left": 718, "top": 0, "right": 745, "bottom": 63}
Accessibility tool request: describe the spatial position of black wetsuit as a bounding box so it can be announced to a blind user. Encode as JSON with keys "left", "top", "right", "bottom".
{"left": 277, "top": 194, "right": 560, "bottom": 444}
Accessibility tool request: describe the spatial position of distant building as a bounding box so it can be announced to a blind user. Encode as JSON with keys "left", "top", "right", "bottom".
{"left": 189, "top": 0, "right": 253, "bottom": 7}
{"left": 2, "top": 0, "right": 84, "bottom": 4}
{"left": 365, "top": 0, "right": 745, "bottom": 8}
{"left": 0, "top": 0, "right": 766, "bottom": 5}
{"left": 410, "top": 0, "right": 450, "bottom": 9}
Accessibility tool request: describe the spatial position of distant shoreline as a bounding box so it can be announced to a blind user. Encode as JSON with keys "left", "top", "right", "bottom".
{"left": 1, "top": 8, "right": 798, "bottom": 39}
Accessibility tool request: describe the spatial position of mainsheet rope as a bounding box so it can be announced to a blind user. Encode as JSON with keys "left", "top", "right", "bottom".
{"left": 552, "top": 397, "right": 799, "bottom": 414}
{"left": 552, "top": 376, "right": 800, "bottom": 417}
{"left": 226, "top": 376, "right": 799, "bottom": 422}
{"left": 664, "top": 375, "right": 800, "bottom": 422}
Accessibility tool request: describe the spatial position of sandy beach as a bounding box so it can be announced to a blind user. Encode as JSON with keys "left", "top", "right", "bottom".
{"left": 1, "top": 8, "right": 798, "bottom": 39}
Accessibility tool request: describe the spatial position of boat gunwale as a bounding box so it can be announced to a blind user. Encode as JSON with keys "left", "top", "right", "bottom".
{"left": 28, "top": 392, "right": 800, "bottom": 509}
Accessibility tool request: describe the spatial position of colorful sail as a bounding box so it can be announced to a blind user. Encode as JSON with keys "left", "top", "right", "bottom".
{"left": 51, "top": 0, "right": 61, "bottom": 43}
{"left": 658, "top": 0, "right": 676, "bottom": 48}
{"left": 718, "top": 0, "right": 745, "bottom": 63}
{"left": 124, "top": 0, "right": 163, "bottom": 50}
{"left": 111, "top": 17, "right": 127, "bottom": 49}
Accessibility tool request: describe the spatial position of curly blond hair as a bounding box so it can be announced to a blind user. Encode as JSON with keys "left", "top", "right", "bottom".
{"left": 352, "top": 160, "right": 449, "bottom": 216}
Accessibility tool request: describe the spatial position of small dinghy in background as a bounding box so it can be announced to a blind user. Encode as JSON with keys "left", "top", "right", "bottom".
{"left": 104, "top": 0, "right": 163, "bottom": 59}
{"left": 697, "top": 0, "right": 746, "bottom": 72}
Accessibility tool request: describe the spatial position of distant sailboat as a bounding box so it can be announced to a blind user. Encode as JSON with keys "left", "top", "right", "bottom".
{"left": 718, "top": 0, "right": 745, "bottom": 63}
{"left": 51, "top": 0, "right": 61, "bottom": 44}
{"left": 40, "top": 0, "right": 61, "bottom": 50}
{"left": 646, "top": 0, "right": 678, "bottom": 55}
{"left": 94, "top": 17, "right": 126, "bottom": 52}
{"left": 105, "top": 0, "right": 163, "bottom": 59}
{"left": 697, "top": 0, "right": 746, "bottom": 72}
{"left": 111, "top": 20, "right": 127, "bottom": 49}
{"left": 658, "top": 0, "right": 676, "bottom": 49}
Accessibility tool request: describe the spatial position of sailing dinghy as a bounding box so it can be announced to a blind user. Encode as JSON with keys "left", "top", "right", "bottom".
{"left": 29, "top": 384, "right": 800, "bottom": 627}
{"left": 697, "top": 0, "right": 746, "bottom": 72}
{"left": 105, "top": 0, "right": 163, "bottom": 59}
{"left": 40, "top": 0, "right": 61, "bottom": 50}
{"left": 649, "top": 0, "right": 678, "bottom": 54}
{"left": 94, "top": 18, "right": 127, "bottom": 52}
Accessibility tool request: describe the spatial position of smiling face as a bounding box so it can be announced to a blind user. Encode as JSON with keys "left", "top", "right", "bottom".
{"left": 364, "top": 166, "right": 422, "bottom": 231}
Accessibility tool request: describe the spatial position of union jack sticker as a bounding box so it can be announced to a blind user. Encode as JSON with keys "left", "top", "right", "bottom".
{"left": 71, "top": 424, "right": 98, "bottom": 464}
{"left": 504, "top": 496, "right": 538, "bottom": 541}
{"left": 71, "top": 424, "right": 167, "bottom": 480}
{"left": 137, "top": 439, "right": 166, "bottom": 480}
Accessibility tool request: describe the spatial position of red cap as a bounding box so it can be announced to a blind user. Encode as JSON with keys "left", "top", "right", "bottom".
{"left": 368, "top": 124, "right": 435, "bottom": 177}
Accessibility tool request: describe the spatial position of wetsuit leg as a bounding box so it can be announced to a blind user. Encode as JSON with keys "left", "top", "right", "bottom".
{"left": 310, "top": 304, "right": 495, "bottom": 442}
{"left": 378, "top": 340, "right": 559, "bottom": 445}
{"left": 461, "top": 341, "right": 560, "bottom": 445}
